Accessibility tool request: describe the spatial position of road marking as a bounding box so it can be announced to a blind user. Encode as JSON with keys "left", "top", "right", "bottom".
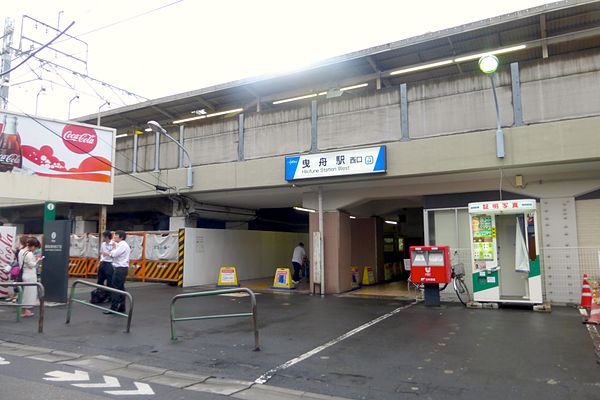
{"left": 74, "top": 375, "right": 120, "bottom": 388}
{"left": 254, "top": 301, "right": 418, "bottom": 384}
{"left": 105, "top": 382, "right": 155, "bottom": 396}
{"left": 0, "top": 356, "right": 10, "bottom": 365}
{"left": 44, "top": 370, "right": 90, "bottom": 382}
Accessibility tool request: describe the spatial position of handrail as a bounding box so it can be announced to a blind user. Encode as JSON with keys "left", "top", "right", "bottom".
{"left": 170, "top": 287, "right": 259, "bottom": 351}
{"left": 66, "top": 280, "right": 134, "bottom": 333}
{"left": 0, "top": 282, "right": 45, "bottom": 333}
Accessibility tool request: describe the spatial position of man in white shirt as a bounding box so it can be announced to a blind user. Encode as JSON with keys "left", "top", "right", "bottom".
{"left": 97, "top": 231, "right": 114, "bottom": 291}
{"left": 291, "top": 242, "right": 306, "bottom": 284}
{"left": 103, "top": 230, "right": 131, "bottom": 313}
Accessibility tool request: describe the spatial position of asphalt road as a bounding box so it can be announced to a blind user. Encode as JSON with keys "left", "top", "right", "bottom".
{"left": 0, "top": 353, "right": 223, "bottom": 400}
{"left": 1, "top": 282, "right": 599, "bottom": 400}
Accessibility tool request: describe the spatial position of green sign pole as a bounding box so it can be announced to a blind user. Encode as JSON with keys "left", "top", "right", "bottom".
{"left": 44, "top": 202, "right": 56, "bottom": 224}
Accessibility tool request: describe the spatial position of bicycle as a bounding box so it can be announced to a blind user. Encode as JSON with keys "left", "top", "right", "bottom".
{"left": 440, "top": 263, "right": 470, "bottom": 306}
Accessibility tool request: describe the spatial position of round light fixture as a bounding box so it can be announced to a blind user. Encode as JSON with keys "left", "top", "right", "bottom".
{"left": 478, "top": 54, "right": 499, "bottom": 74}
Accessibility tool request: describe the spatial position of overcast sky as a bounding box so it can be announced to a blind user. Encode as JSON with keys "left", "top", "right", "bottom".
{"left": 3, "top": 0, "right": 554, "bottom": 120}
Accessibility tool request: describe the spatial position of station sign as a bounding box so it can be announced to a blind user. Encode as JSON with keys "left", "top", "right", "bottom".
{"left": 285, "top": 146, "right": 386, "bottom": 181}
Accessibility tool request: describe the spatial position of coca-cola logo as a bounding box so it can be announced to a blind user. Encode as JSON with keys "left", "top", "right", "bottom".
{"left": 0, "top": 154, "right": 20, "bottom": 164}
{"left": 62, "top": 125, "right": 97, "bottom": 154}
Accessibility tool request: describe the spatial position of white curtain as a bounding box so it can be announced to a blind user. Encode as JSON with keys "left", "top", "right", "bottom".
{"left": 515, "top": 218, "right": 529, "bottom": 273}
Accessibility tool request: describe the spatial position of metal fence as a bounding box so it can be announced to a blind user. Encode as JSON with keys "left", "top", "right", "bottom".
{"left": 541, "top": 247, "right": 600, "bottom": 305}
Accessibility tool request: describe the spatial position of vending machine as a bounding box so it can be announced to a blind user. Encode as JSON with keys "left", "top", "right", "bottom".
{"left": 468, "top": 199, "right": 543, "bottom": 304}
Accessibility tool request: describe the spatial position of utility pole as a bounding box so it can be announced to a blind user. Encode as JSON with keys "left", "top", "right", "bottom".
{"left": 0, "top": 18, "right": 14, "bottom": 109}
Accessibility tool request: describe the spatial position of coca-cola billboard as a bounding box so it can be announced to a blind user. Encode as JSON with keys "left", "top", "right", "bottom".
{"left": 0, "top": 111, "right": 113, "bottom": 183}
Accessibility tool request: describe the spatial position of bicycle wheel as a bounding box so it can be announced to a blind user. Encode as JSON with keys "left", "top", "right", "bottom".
{"left": 453, "top": 277, "right": 470, "bottom": 306}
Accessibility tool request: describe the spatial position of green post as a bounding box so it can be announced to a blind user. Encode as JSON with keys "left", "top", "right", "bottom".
{"left": 43, "top": 202, "right": 56, "bottom": 224}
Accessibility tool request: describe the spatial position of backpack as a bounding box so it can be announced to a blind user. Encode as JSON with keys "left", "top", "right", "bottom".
{"left": 90, "top": 289, "right": 110, "bottom": 304}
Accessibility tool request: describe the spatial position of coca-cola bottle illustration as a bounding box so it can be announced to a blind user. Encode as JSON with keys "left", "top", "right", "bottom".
{"left": 0, "top": 115, "right": 22, "bottom": 172}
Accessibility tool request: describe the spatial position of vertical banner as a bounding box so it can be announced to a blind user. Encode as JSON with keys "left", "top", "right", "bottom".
{"left": 0, "top": 226, "right": 17, "bottom": 298}
{"left": 42, "top": 220, "right": 71, "bottom": 302}
{"left": 312, "top": 231, "right": 321, "bottom": 284}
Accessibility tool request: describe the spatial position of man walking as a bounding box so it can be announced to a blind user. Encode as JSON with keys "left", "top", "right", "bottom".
{"left": 103, "top": 230, "right": 130, "bottom": 314}
{"left": 291, "top": 242, "right": 306, "bottom": 284}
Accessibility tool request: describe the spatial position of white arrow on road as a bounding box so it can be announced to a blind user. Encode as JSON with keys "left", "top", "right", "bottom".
{"left": 44, "top": 370, "right": 90, "bottom": 382}
{"left": 73, "top": 375, "right": 120, "bottom": 388}
{"left": 0, "top": 356, "right": 9, "bottom": 365}
{"left": 105, "top": 382, "right": 155, "bottom": 396}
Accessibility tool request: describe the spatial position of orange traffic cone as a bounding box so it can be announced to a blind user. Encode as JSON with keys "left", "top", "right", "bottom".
{"left": 584, "top": 288, "right": 600, "bottom": 325}
{"left": 581, "top": 274, "right": 592, "bottom": 308}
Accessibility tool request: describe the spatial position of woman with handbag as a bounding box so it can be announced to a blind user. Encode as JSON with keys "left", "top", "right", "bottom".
{"left": 8, "top": 235, "right": 29, "bottom": 302}
{"left": 20, "top": 237, "right": 40, "bottom": 318}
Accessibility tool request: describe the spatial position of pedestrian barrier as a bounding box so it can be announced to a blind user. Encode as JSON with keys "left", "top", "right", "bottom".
{"left": 0, "top": 282, "right": 45, "bottom": 333}
{"left": 66, "top": 230, "right": 181, "bottom": 285}
{"left": 170, "top": 287, "right": 260, "bottom": 351}
{"left": 144, "top": 261, "right": 180, "bottom": 283}
{"left": 66, "top": 280, "right": 134, "bottom": 333}
{"left": 68, "top": 257, "right": 89, "bottom": 277}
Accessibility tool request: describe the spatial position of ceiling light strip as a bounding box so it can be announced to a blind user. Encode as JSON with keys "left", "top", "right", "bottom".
{"left": 173, "top": 108, "right": 244, "bottom": 124}
{"left": 390, "top": 59, "right": 453, "bottom": 75}
{"left": 454, "top": 44, "right": 527, "bottom": 62}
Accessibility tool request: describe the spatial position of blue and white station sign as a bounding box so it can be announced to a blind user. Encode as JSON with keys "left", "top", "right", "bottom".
{"left": 285, "top": 146, "right": 386, "bottom": 181}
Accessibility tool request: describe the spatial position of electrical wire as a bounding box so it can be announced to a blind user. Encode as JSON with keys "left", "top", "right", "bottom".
{"left": 60, "top": 0, "right": 184, "bottom": 40}
{"left": 0, "top": 21, "right": 75, "bottom": 78}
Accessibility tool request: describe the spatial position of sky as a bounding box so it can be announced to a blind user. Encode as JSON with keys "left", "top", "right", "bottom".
{"left": 2, "top": 0, "right": 555, "bottom": 121}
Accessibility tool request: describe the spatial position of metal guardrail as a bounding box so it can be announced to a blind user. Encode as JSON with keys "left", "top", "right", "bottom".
{"left": 0, "top": 282, "right": 45, "bottom": 333}
{"left": 170, "top": 287, "right": 260, "bottom": 351}
{"left": 66, "top": 280, "right": 134, "bottom": 333}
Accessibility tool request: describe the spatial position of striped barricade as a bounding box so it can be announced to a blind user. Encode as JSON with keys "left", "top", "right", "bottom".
{"left": 87, "top": 259, "right": 100, "bottom": 277}
{"left": 68, "top": 258, "right": 89, "bottom": 277}
{"left": 144, "top": 261, "right": 179, "bottom": 283}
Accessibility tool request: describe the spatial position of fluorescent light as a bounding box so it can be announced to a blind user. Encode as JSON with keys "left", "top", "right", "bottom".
{"left": 293, "top": 206, "right": 316, "bottom": 213}
{"left": 144, "top": 127, "right": 152, "bottom": 132}
{"left": 173, "top": 108, "right": 244, "bottom": 124}
{"left": 340, "top": 83, "right": 368, "bottom": 91}
{"left": 349, "top": 215, "right": 357, "bottom": 219}
{"left": 273, "top": 93, "right": 319, "bottom": 105}
{"left": 390, "top": 59, "right": 453, "bottom": 75}
{"left": 454, "top": 44, "right": 527, "bottom": 63}
{"left": 384, "top": 220, "right": 398, "bottom": 225}
{"left": 274, "top": 84, "right": 368, "bottom": 105}
{"left": 116, "top": 133, "right": 128, "bottom": 138}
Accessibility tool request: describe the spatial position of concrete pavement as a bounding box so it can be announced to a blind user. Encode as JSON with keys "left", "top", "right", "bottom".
{"left": 0, "top": 280, "right": 599, "bottom": 399}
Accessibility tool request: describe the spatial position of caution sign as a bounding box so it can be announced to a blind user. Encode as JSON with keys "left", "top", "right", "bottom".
{"left": 361, "top": 266, "right": 376, "bottom": 286}
{"left": 272, "top": 268, "right": 295, "bottom": 290}
{"left": 217, "top": 266, "right": 240, "bottom": 287}
{"left": 351, "top": 266, "right": 360, "bottom": 290}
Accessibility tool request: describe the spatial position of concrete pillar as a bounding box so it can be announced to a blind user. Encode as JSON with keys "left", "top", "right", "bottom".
{"left": 309, "top": 211, "right": 351, "bottom": 294}
{"left": 169, "top": 216, "right": 198, "bottom": 230}
{"left": 73, "top": 219, "right": 97, "bottom": 234}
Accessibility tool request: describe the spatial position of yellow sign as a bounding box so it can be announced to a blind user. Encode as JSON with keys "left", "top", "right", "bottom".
{"left": 217, "top": 266, "right": 240, "bottom": 287}
{"left": 272, "top": 268, "right": 294, "bottom": 290}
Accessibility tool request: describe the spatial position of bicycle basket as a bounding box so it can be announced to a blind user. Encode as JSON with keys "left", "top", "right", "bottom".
{"left": 453, "top": 263, "right": 466, "bottom": 276}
